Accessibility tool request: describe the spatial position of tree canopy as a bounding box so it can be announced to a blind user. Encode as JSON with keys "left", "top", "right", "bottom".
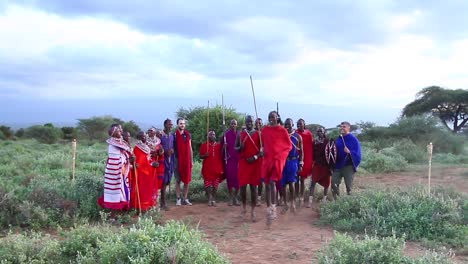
{"left": 176, "top": 105, "right": 245, "bottom": 159}
{"left": 77, "top": 116, "right": 141, "bottom": 141}
{"left": 402, "top": 86, "right": 468, "bottom": 133}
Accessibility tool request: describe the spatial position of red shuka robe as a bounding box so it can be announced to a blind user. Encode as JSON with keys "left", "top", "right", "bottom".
{"left": 261, "top": 125, "right": 292, "bottom": 184}
{"left": 297, "top": 129, "right": 314, "bottom": 178}
{"left": 175, "top": 129, "right": 193, "bottom": 184}
{"left": 131, "top": 144, "right": 158, "bottom": 210}
{"left": 238, "top": 130, "right": 262, "bottom": 186}
{"left": 199, "top": 141, "right": 224, "bottom": 181}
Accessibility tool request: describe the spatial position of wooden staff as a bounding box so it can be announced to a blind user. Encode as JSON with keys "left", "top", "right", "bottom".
{"left": 133, "top": 163, "right": 142, "bottom": 216}
{"left": 222, "top": 94, "right": 227, "bottom": 164}
{"left": 427, "top": 142, "right": 433, "bottom": 195}
{"left": 250, "top": 75, "right": 263, "bottom": 148}
{"left": 71, "top": 139, "right": 77, "bottom": 182}
{"left": 207, "top": 100, "right": 210, "bottom": 153}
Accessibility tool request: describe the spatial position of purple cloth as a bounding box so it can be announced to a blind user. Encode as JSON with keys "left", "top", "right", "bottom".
{"left": 161, "top": 131, "right": 175, "bottom": 184}
{"left": 221, "top": 129, "right": 239, "bottom": 189}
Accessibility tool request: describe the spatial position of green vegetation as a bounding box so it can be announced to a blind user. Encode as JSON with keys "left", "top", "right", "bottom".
{"left": 317, "top": 233, "right": 454, "bottom": 264}
{"left": 319, "top": 187, "right": 467, "bottom": 252}
{"left": 0, "top": 218, "right": 228, "bottom": 264}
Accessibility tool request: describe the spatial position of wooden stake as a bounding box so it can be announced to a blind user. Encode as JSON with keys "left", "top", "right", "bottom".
{"left": 427, "top": 142, "right": 433, "bottom": 195}
{"left": 72, "top": 139, "right": 77, "bottom": 182}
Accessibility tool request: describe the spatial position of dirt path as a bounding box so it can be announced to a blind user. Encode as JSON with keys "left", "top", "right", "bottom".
{"left": 163, "top": 166, "right": 468, "bottom": 264}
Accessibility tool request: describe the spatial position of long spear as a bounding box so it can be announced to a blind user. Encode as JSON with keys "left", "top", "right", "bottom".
{"left": 250, "top": 75, "right": 263, "bottom": 148}
{"left": 222, "top": 94, "right": 228, "bottom": 164}
{"left": 207, "top": 100, "right": 210, "bottom": 153}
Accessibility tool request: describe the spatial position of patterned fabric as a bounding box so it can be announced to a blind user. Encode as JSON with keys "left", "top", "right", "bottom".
{"left": 325, "top": 140, "right": 337, "bottom": 167}
{"left": 98, "top": 137, "right": 131, "bottom": 210}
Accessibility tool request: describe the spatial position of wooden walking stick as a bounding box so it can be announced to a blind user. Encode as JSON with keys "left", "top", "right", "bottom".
{"left": 222, "top": 94, "right": 228, "bottom": 164}
{"left": 133, "top": 162, "right": 142, "bottom": 216}
{"left": 207, "top": 100, "right": 210, "bottom": 153}
{"left": 427, "top": 142, "right": 433, "bottom": 195}
{"left": 250, "top": 75, "right": 263, "bottom": 148}
{"left": 71, "top": 139, "right": 77, "bottom": 182}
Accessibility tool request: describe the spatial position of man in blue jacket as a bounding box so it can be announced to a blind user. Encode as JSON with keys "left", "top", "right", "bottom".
{"left": 331, "top": 121, "right": 362, "bottom": 199}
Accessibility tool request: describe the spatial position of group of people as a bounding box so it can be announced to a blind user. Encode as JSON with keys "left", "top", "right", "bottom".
{"left": 98, "top": 112, "right": 362, "bottom": 225}
{"left": 98, "top": 118, "right": 194, "bottom": 213}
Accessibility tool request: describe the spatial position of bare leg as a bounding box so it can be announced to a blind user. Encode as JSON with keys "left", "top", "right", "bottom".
{"left": 257, "top": 182, "right": 263, "bottom": 206}
{"left": 250, "top": 185, "right": 257, "bottom": 222}
{"left": 289, "top": 182, "right": 296, "bottom": 213}
{"left": 175, "top": 181, "right": 182, "bottom": 205}
{"left": 307, "top": 180, "right": 316, "bottom": 207}
{"left": 280, "top": 185, "right": 288, "bottom": 214}
{"left": 160, "top": 183, "right": 167, "bottom": 209}
{"left": 240, "top": 186, "right": 247, "bottom": 215}
{"left": 228, "top": 188, "right": 233, "bottom": 206}
{"left": 205, "top": 187, "right": 212, "bottom": 205}
{"left": 234, "top": 188, "right": 240, "bottom": 206}
{"left": 323, "top": 187, "right": 329, "bottom": 202}
{"left": 183, "top": 183, "right": 191, "bottom": 205}
{"left": 300, "top": 178, "right": 305, "bottom": 201}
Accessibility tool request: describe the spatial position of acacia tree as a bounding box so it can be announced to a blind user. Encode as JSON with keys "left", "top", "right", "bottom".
{"left": 176, "top": 105, "right": 245, "bottom": 159}
{"left": 402, "top": 86, "right": 468, "bottom": 133}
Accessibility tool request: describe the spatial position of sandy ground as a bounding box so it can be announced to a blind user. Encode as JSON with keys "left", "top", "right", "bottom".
{"left": 163, "top": 166, "right": 468, "bottom": 264}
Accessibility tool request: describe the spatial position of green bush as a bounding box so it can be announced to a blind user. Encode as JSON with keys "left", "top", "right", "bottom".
{"left": 317, "top": 232, "right": 454, "bottom": 264}
{"left": 392, "top": 138, "right": 427, "bottom": 163}
{"left": 319, "top": 187, "right": 467, "bottom": 250}
{"left": 0, "top": 218, "right": 228, "bottom": 264}
{"left": 432, "top": 153, "right": 468, "bottom": 165}
{"left": 25, "top": 125, "right": 63, "bottom": 144}
{"left": 360, "top": 147, "right": 408, "bottom": 173}
{"left": 359, "top": 116, "right": 465, "bottom": 155}
{"left": 71, "top": 174, "right": 103, "bottom": 220}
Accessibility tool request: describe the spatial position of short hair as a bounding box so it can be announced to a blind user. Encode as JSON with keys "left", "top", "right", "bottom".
{"left": 136, "top": 131, "right": 145, "bottom": 140}
{"left": 341, "top": 121, "right": 351, "bottom": 127}
{"left": 297, "top": 118, "right": 305, "bottom": 123}
{"left": 164, "top": 118, "right": 172, "bottom": 126}
{"left": 176, "top": 118, "right": 185, "bottom": 125}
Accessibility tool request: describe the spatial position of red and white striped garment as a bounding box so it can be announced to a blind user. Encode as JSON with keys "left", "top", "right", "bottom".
{"left": 99, "top": 138, "right": 131, "bottom": 210}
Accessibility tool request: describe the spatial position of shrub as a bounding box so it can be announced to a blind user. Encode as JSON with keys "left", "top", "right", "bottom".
{"left": 317, "top": 232, "right": 454, "bottom": 264}
{"left": 392, "top": 138, "right": 427, "bottom": 163}
{"left": 0, "top": 218, "right": 228, "bottom": 264}
{"left": 25, "top": 125, "right": 63, "bottom": 144}
{"left": 360, "top": 147, "right": 408, "bottom": 173}
{"left": 319, "top": 187, "right": 467, "bottom": 250}
{"left": 71, "top": 174, "right": 103, "bottom": 220}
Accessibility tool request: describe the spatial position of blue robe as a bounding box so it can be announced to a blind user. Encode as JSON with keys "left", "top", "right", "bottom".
{"left": 281, "top": 132, "right": 300, "bottom": 186}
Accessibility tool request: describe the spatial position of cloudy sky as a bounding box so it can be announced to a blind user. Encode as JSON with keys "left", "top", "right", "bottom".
{"left": 1, "top": 0, "right": 467, "bottom": 129}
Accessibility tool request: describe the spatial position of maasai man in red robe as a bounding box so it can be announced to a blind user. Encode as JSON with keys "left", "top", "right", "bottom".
{"left": 174, "top": 118, "right": 194, "bottom": 206}
{"left": 310, "top": 127, "right": 332, "bottom": 204}
{"left": 236, "top": 115, "right": 262, "bottom": 222}
{"left": 261, "top": 111, "right": 292, "bottom": 225}
{"left": 296, "top": 118, "right": 314, "bottom": 207}
{"left": 130, "top": 131, "right": 159, "bottom": 211}
{"left": 199, "top": 131, "right": 224, "bottom": 206}
{"left": 98, "top": 124, "right": 132, "bottom": 212}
